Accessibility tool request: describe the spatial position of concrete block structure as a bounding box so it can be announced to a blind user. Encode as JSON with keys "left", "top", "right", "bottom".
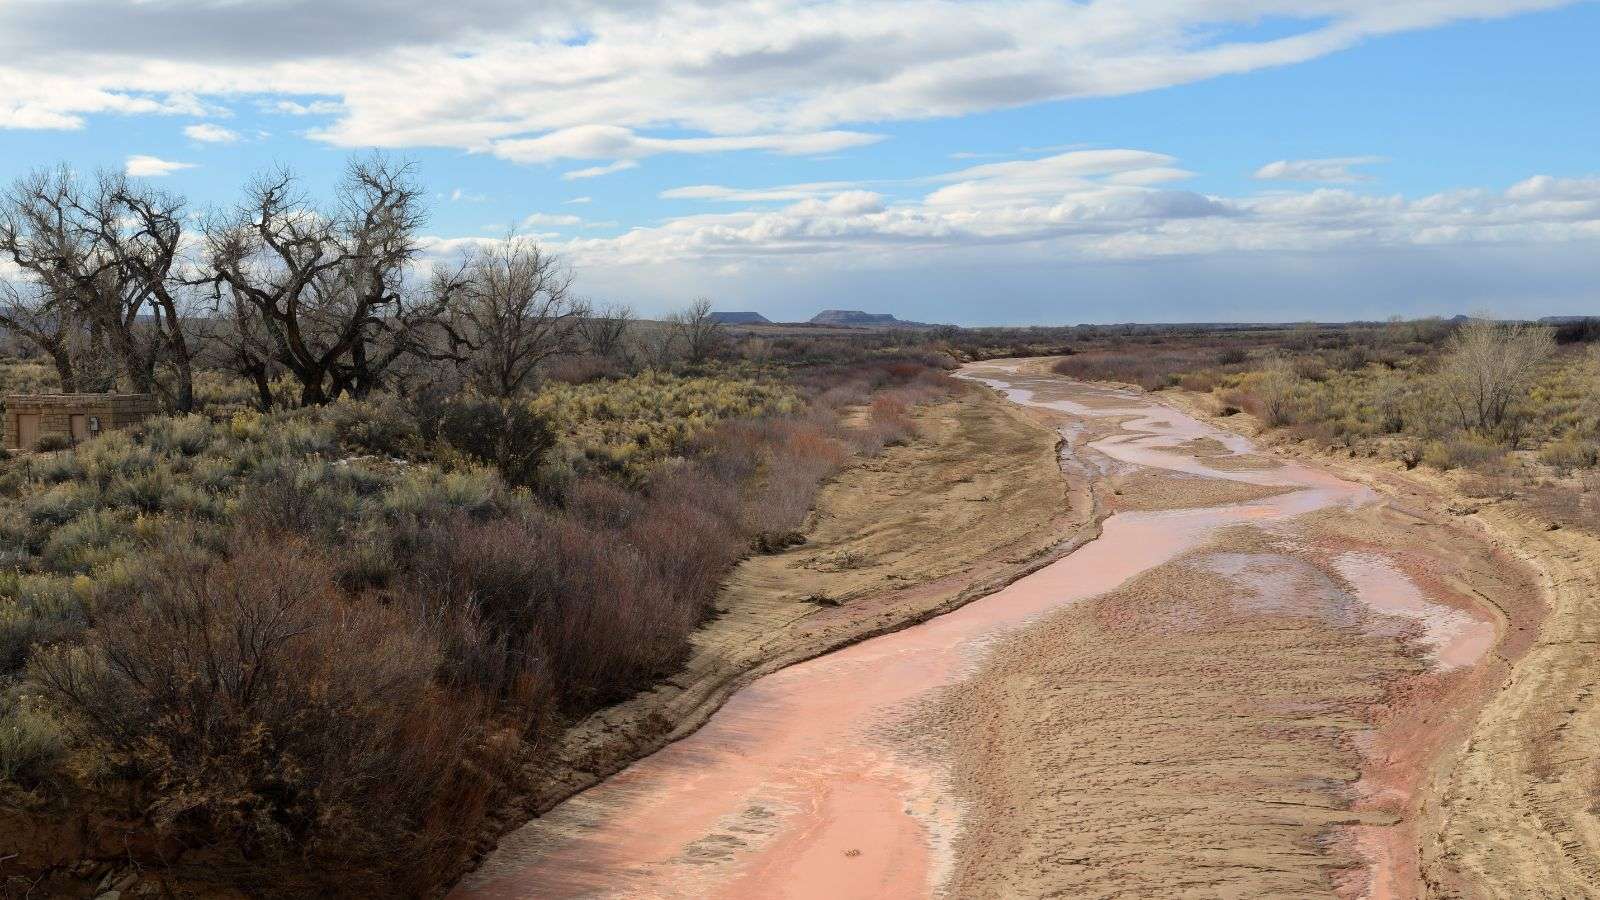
{"left": 4, "top": 393, "right": 160, "bottom": 450}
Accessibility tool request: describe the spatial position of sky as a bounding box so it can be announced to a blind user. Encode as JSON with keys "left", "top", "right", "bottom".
{"left": 2, "top": 0, "right": 1597, "bottom": 326}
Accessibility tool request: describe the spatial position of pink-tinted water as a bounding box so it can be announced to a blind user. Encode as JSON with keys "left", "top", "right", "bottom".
{"left": 453, "top": 364, "right": 1484, "bottom": 899}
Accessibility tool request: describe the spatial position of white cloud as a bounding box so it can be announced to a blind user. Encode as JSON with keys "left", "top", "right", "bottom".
{"left": 183, "top": 123, "right": 240, "bottom": 143}
{"left": 562, "top": 160, "right": 639, "bottom": 180}
{"left": 0, "top": 0, "right": 1575, "bottom": 161}
{"left": 564, "top": 196, "right": 592, "bottom": 204}
{"left": 450, "top": 188, "right": 489, "bottom": 202}
{"left": 1254, "top": 156, "right": 1386, "bottom": 183}
{"left": 539, "top": 152, "right": 1600, "bottom": 276}
{"left": 125, "top": 155, "right": 196, "bottom": 177}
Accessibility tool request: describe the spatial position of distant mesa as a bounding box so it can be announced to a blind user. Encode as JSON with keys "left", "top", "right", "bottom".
{"left": 707, "top": 311, "right": 773, "bottom": 325}
{"left": 807, "top": 309, "right": 933, "bottom": 328}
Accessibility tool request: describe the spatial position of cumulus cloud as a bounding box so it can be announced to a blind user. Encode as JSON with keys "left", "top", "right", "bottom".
{"left": 550, "top": 151, "right": 1600, "bottom": 275}
{"left": 125, "top": 155, "right": 196, "bottom": 177}
{"left": 1254, "top": 156, "right": 1386, "bottom": 183}
{"left": 183, "top": 123, "right": 240, "bottom": 143}
{"left": 0, "top": 0, "right": 1578, "bottom": 162}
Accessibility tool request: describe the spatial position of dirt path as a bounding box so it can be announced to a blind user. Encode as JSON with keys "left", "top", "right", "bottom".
{"left": 454, "top": 363, "right": 1541, "bottom": 898}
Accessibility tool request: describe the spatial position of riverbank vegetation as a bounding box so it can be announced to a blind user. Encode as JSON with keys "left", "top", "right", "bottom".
{"left": 1043, "top": 316, "right": 1600, "bottom": 533}
{"left": 0, "top": 157, "right": 955, "bottom": 896}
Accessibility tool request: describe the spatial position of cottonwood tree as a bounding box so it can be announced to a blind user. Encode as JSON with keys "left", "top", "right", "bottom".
{"left": 669, "top": 297, "right": 725, "bottom": 365}
{"left": 446, "top": 237, "right": 587, "bottom": 398}
{"left": 1437, "top": 318, "right": 1555, "bottom": 437}
{"left": 0, "top": 167, "right": 199, "bottom": 408}
{"left": 575, "top": 302, "right": 634, "bottom": 362}
{"left": 204, "top": 155, "right": 458, "bottom": 406}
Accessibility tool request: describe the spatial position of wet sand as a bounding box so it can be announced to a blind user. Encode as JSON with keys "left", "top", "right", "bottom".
{"left": 453, "top": 362, "right": 1531, "bottom": 899}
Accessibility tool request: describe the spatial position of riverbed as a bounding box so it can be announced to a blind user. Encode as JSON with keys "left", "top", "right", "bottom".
{"left": 454, "top": 361, "right": 1513, "bottom": 899}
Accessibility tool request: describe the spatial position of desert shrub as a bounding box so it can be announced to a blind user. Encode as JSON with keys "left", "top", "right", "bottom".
{"left": 1423, "top": 435, "right": 1507, "bottom": 472}
{"left": 40, "top": 510, "right": 135, "bottom": 573}
{"left": 143, "top": 414, "right": 214, "bottom": 456}
{"left": 325, "top": 396, "right": 422, "bottom": 459}
{"left": 1539, "top": 436, "right": 1600, "bottom": 473}
{"left": 1244, "top": 359, "right": 1300, "bottom": 427}
{"left": 0, "top": 690, "right": 64, "bottom": 783}
{"left": 23, "top": 481, "right": 97, "bottom": 531}
{"left": 419, "top": 396, "right": 553, "bottom": 488}
{"left": 30, "top": 536, "right": 488, "bottom": 891}
{"left": 0, "top": 576, "right": 84, "bottom": 675}
{"left": 33, "top": 434, "right": 71, "bottom": 452}
{"left": 750, "top": 421, "right": 850, "bottom": 539}
{"left": 380, "top": 467, "right": 504, "bottom": 524}
{"left": 1215, "top": 348, "right": 1248, "bottom": 366}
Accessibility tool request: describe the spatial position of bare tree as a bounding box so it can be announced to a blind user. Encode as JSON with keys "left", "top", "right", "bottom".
{"left": 204, "top": 155, "right": 455, "bottom": 406}
{"left": 0, "top": 278, "right": 80, "bottom": 390}
{"left": 447, "top": 237, "right": 586, "bottom": 397}
{"left": 668, "top": 297, "right": 724, "bottom": 366}
{"left": 575, "top": 302, "right": 633, "bottom": 361}
{"left": 0, "top": 166, "right": 199, "bottom": 407}
{"left": 1436, "top": 318, "right": 1555, "bottom": 436}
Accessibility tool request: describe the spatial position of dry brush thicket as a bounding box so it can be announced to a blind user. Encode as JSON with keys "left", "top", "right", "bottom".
{"left": 0, "top": 155, "right": 958, "bottom": 896}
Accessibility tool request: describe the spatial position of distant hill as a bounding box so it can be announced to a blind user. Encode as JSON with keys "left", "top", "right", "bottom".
{"left": 807, "top": 309, "right": 933, "bottom": 328}
{"left": 708, "top": 311, "right": 773, "bottom": 325}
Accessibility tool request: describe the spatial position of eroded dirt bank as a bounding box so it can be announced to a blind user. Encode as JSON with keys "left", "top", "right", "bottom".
{"left": 454, "top": 363, "right": 1538, "bottom": 899}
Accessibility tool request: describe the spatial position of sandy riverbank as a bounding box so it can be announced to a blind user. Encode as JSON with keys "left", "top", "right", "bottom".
{"left": 1147, "top": 375, "right": 1600, "bottom": 897}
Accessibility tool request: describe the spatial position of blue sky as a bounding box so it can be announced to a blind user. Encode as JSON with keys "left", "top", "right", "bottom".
{"left": 2, "top": 0, "right": 1597, "bottom": 325}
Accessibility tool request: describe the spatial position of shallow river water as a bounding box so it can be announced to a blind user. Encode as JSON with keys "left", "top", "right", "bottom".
{"left": 453, "top": 363, "right": 1491, "bottom": 899}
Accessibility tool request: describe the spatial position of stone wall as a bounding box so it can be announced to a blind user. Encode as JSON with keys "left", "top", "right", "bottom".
{"left": 3, "top": 393, "right": 160, "bottom": 450}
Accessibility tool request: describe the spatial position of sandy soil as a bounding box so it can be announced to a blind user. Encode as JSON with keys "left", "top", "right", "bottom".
{"left": 458, "top": 380, "right": 1099, "bottom": 889}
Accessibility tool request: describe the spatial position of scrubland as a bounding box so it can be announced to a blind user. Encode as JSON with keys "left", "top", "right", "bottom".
{"left": 0, "top": 347, "right": 952, "bottom": 896}
{"left": 0, "top": 154, "right": 968, "bottom": 896}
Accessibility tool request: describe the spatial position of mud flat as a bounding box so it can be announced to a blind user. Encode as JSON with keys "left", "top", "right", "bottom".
{"left": 454, "top": 363, "right": 1536, "bottom": 899}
